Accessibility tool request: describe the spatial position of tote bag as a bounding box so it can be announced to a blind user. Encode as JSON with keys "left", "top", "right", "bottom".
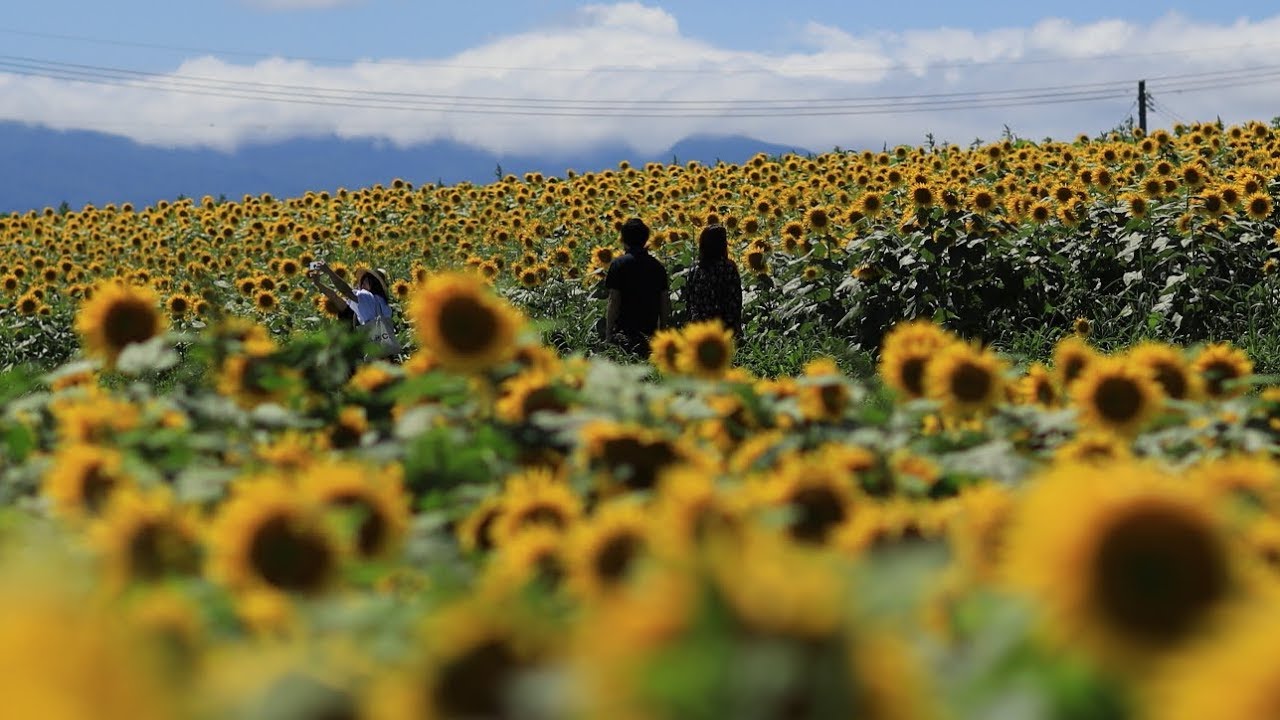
{"left": 362, "top": 303, "right": 402, "bottom": 359}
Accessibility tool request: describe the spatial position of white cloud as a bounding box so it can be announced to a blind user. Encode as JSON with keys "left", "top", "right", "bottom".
{"left": 4, "top": 5, "right": 1280, "bottom": 156}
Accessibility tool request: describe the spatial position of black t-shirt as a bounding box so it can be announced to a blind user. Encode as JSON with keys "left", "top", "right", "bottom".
{"left": 605, "top": 248, "right": 668, "bottom": 337}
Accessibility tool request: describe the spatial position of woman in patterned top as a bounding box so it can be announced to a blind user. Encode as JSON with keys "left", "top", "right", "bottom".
{"left": 682, "top": 224, "right": 743, "bottom": 336}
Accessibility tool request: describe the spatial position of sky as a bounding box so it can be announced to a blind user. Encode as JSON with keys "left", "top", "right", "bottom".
{"left": 2, "top": 1, "right": 1280, "bottom": 155}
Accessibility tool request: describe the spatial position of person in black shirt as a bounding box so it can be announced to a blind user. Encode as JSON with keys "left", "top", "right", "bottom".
{"left": 604, "top": 218, "right": 670, "bottom": 357}
{"left": 681, "top": 224, "right": 743, "bottom": 336}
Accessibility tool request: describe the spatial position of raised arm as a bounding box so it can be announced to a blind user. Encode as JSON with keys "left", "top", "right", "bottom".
{"left": 318, "top": 262, "right": 357, "bottom": 303}
{"left": 307, "top": 269, "right": 347, "bottom": 309}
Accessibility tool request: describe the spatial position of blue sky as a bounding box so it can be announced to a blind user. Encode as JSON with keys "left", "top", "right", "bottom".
{"left": 3, "top": 1, "right": 1274, "bottom": 67}
{"left": 2, "top": 2, "right": 1279, "bottom": 154}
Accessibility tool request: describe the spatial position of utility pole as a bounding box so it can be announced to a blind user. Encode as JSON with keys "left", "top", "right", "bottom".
{"left": 1138, "top": 80, "right": 1147, "bottom": 134}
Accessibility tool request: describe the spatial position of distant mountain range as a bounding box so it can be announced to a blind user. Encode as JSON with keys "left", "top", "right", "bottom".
{"left": 0, "top": 121, "right": 814, "bottom": 213}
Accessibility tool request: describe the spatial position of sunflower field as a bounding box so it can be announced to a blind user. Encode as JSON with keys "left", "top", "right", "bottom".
{"left": 2, "top": 118, "right": 1280, "bottom": 719}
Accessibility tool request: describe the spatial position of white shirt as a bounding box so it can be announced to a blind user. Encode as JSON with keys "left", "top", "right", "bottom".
{"left": 347, "top": 289, "right": 392, "bottom": 325}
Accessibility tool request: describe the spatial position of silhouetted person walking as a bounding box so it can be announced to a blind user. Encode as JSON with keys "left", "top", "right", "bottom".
{"left": 682, "top": 224, "right": 743, "bottom": 336}
{"left": 604, "top": 218, "right": 670, "bottom": 357}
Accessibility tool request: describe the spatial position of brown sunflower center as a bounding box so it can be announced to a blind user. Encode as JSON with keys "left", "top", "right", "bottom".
{"left": 1152, "top": 363, "right": 1188, "bottom": 400}
{"left": 433, "top": 639, "right": 523, "bottom": 719}
{"left": 520, "top": 386, "right": 567, "bottom": 417}
{"left": 438, "top": 295, "right": 499, "bottom": 357}
{"left": 247, "top": 514, "right": 335, "bottom": 594}
{"left": 600, "top": 437, "right": 679, "bottom": 492}
{"left": 1090, "top": 505, "right": 1229, "bottom": 647}
{"left": 694, "top": 337, "right": 729, "bottom": 371}
{"left": 1202, "top": 360, "right": 1241, "bottom": 397}
{"left": 949, "top": 361, "right": 993, "bottom": 404}
{"left": 331, "top": 494, "right": 388, "bottom": 557}
{"left": 819, "top": 383, "right": 847, "bottom": 416}
{"left": 82, "top": 465, "right": 118, "bottom": 515}
{"left": 127, "top": 521, "right": 201, "bottom": 580}
{"left": 533, "top": 551, "right": 565, "bottom": 589}
{"left": 102, "top": 298, "right": 159, "bottom": 351}
{"left": 516, "top": 504, "right": 566, "bottom": 533}
{"left": 1063, "top": 356, "right": 1088, "bottom": 385}
{"left": 787, "top": 486, "right": 848, "bottom": 544}
{"left": 473, "top": 509, "right": 500, "bottom": 552}
{"left": 1094, "top": 377, "right": 1143, "bottom": 424}
{"left": 901, "top": 356, "right": 928, "bottom": 397}
{"left": 1035, "top": 379, "right": 1057, "bottom": 406}
{"left": 594, "top": 532, "right": 642, "bottom": 584}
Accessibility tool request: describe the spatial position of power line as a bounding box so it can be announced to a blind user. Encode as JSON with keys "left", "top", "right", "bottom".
{"left": 4, "top": 53, "right": 1279, "bottom": 109}
{"left": 0, "top": 55, "right": 1136, "bottom": 116}
{"left": 2, "top": 53, "right": 1277, "bottom": 119}
{"left": 2, "top": 25, "right": 1280, "bottom": 75}
{"left": 0, "top": 54, "right": 1145, "bottom": 106}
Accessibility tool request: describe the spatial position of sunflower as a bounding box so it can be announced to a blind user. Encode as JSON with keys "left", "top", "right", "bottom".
{"left": 1053, "top": 334, "right": 1099, "bottom": 390}
{"left": 564, "top": 500, "right": 652, "bottom": 602}
{"left": 253, "top": 290, "right": 277, "bottom": 312}
{"left": 347, "top": 363, "right": 398, "bottom": 396}
{"left": 797, "top": 357, "right": 853, "bottom": 422}
{"left": 742, "top": 246, "right": 769, "bottom": 275}
{"left": 924, "top": 341, "right": 1007, "bottom": 416}
{"left": 1127, "top": 341, "right": 1203, "bottom": 402}
{"left": 948, "top": 483, "right": 1016, "bottom": 583}
{"left": 489, "top": 467, "right": 583, "bottom": 546}
{"left": 253, "top": 430, "right": 324, "bottom": 473}
{"left": 89, "top": 487, "right": 203, "bottom": 590}
{"left": 75, "top": 282, "right": 166, "bottom": 366}
{"left": 49, "top": 388, "right": 140, "bottom": 443}
{"left": 755, "top": 457, "right": 861, "bottom": 545}
{"left": 0, "top": 581, "right": 177, "bottom": 720}
{"left": 878, "top": 319, "right": 955, "bottom": 400}
{"left": 1186, "top": 455, "right": 1280, "bottom": 515}
{"left": 206, "top": 476, "right": 343, "bottom": 596}
{"left": 1004, "top": 461, "right": 1236, "bottom": 669}
{"left": 1070, "top": 357, "right": 1164, "bottom": 436}
{"left": 165, "top": 293, "right": 197, "bottom": 319}
{"left": 43, "top": 442, "right": 132, "bottom": 521}
{"left": 481, "top": 526, "right": 568, "bottom": 596}
{"left": 857, "top": 191, "right": 885, "bottom": 218}
{"left": 647, "top": 328, "right": 683, "bottom": 374}
{"left": 1144, "top": 606, "right": 1280, "bottom": 720}
{"left": 1028, "top": 201, "right": 1053, "bottom": 225}
{"left": 970, "top": 188, "right": 997, "bottom": 215}
{"left": 322, "top": 405, "right": 369, "bottom": 450}
{"left": 1244, "top": 192, "right": 1273, "bottom": 220}
{"left": 1013, "top": 361, "right": 1059, "bottom": 407}
{"left": 708, "top": 527, "right": 844, "bottom": 637}
{"left": 456, "top": 495, "right": 505, "bottom": 554}
{"left": 590, "top": 245, "right": 616, "bottom": 270}
{"left": 908, "top": 183, "right": 935, "bottom": 209}
{"left": 494, "top": 371, "right": 571, "bottom": 424}
{"left": 578, "top": 421, "right": 697, "bottom": 495}
{"left": 510, "top": 341, "right": 562, "bottom": 375}
{"left": 676, "top": 320, "right": 734, "bottom": 379}
{"left": 1054, "top": 431, "right": 1132, "bottom": 464}
{"left": 300, "top": 460, "right": 411, "bottom": 559}
{"left": 369, "top": 601, "right": 556, "bottom": 720}
{"left": 651, "top": 468, "right": 744, "bottom": 554}
{"left": 409, "top": 272, "right": 525, "bottom": 372}
{"left": 217, "top": 344, "right": 299, "bottom": 410}
{"left": 1191, "top": 342, "right": 1253, "bottom": 399}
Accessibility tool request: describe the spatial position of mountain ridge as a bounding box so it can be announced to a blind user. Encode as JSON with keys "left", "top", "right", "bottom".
{"left": 0, "top": 122, "right": 815, "bottom": 213}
